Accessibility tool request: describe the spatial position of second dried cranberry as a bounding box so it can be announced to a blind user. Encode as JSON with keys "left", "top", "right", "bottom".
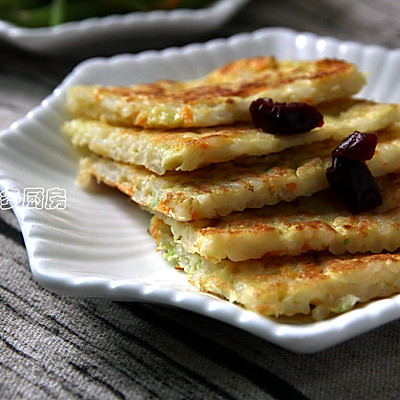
{"left": 332, "top": 131, "right": 378, "bottom": 161}
{"left": 326, "top": 156, "right": 383, "bottom": 214}
{"left": 249, "top": 98, "right": 324, "bottom": 135}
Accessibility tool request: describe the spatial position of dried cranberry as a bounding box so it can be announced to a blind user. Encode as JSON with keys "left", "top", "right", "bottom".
{"left": 332, "top": 131, "right": 378, "bottom": 161}
{"left": 249, "top": 98, "right": 324, "bottom": 135}
{"left": 326, "top": 157, "right": 382, "bottom": 214}
{"left": 326, "top": 131, "right": 382, "bottom": 214}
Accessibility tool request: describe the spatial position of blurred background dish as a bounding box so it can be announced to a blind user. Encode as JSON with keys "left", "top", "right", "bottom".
{"left": 0, "top": 0, "right": 250, "bottom": 55}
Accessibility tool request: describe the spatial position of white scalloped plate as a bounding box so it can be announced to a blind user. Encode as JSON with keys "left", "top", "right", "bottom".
{"left": 0, "top": 0, "right": 249, "bottom": 54}
{"left": 2, "top": 27, "right": 400, "bottom": 353}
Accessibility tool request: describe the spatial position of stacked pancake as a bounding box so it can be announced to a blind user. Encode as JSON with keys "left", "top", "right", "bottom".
{"left": 64, "top": 56, "right": 400, "bottom": 320}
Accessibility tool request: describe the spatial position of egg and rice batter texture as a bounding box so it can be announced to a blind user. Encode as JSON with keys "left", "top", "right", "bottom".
{"left": 64, "top": 56, "right": 400, "bottom": 320}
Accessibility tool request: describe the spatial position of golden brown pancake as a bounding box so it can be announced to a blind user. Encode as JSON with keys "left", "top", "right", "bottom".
{"left": 157, "top": 173, "right": 400, "bottom": 262}
{"left": 150, "top": 216, "right": 400, "bottom": 321}
{"left": 63, "top": 99, "right": 400, "bottom": 174}
{"left": 77, "top": 123, "right": 400, "bottom": 221}
{"left": 66, "top": 57, "right": 366, "bottom": 129}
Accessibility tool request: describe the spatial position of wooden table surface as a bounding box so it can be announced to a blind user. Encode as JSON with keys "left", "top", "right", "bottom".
{"left": 1, "top": 1, "right": 400, "bottom": 399}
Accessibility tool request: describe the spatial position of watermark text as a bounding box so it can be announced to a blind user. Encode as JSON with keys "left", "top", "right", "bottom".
{"left": 1, "top": 187, "right": 67, "bottom": 210}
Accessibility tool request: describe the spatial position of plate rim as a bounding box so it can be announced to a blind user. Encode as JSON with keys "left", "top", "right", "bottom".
{"left": 2, "top": 26, "right": 400, "bottom": 353}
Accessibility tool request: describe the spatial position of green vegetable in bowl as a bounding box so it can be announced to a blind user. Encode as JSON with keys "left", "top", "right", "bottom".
{"left": 0, "top": 0, "right": 215, "bottom": 27}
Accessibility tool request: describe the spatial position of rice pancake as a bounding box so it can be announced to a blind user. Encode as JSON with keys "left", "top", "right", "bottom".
{"left": 77, "top": 123, "right": 400, "bottom": 221}
{"left": 63, "top": 99, "right": 400, "bottom": 174}
{"left": 150, "top": 216, "right": 400, "bottom": 320}
{"left": 66, "top": 57, "right": 366, "bottom": 129}
{"left": 157, "top": 173, "right": 400, "bottom": 262}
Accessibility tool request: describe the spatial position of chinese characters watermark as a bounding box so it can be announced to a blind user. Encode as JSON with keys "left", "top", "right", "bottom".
{"left": 0, "top": 187, "right": 67, "bottom": 210}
